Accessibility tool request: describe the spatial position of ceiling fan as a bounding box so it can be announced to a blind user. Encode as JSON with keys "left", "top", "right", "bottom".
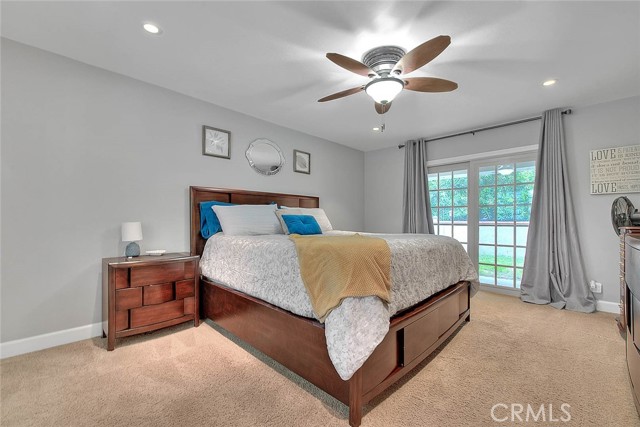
{"left": 318, "top": 35, "right": 458, "bottom": 114}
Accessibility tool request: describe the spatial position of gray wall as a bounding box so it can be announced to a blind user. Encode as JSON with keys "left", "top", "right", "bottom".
{"left": 365, "top": 96, "right": 640, "bottom": 305}
{"left": 364, "top": 147, "right": 404, "bottom": 233}
{"left": 0, "top": 39, "right": 364, "bottom": 343}
{"left": 564, "top": 96, "right": 640, "bottom": 304}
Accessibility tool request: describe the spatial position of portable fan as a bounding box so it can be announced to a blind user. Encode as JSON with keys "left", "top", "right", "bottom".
{"left": 611, "top": 196, "right": 640, "bottom": 235}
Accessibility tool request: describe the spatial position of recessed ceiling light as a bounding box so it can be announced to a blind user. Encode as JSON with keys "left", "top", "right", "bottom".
{"left": 542, "top": 79, "right": 557, "bottom": 87}
{"left": 143, "top": 23, "right": 162, "bottom": 34}
{"left": 372, "top": 127, "right": 380, "bottom": 132}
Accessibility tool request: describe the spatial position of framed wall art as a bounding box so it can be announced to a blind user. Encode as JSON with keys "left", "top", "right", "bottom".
{"left": 293, "top": 149, "right": 310, "bottom": 174}
{"left": 202, "top": 126, "right": 231, "bottom": 159}
{"left": 590, "top": 144, "right": 640, "bottom": 194}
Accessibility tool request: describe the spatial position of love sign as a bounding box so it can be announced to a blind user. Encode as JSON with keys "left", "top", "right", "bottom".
{"left": 590, "top": 145, "right": 640, "bottom": 194}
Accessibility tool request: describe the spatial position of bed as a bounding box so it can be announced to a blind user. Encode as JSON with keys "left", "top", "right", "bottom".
{"left": 190, "top": 186, "right": 476, "bottom": 426}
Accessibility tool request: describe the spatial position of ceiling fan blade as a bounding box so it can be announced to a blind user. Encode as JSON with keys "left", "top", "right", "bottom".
{"left": 393, "top": 35, "right": 451, "bottom": 75}
{"left": 326, "top": 53, "right": 376, "bottom": 77}
{"left": 317, "top": 86, "right": 364, "bottom": 102}
{"left": 375, "top": 102, "right": 392, "bottom": 114}
{"left": 404, "top": 77, "right": 458, "bottom": 92}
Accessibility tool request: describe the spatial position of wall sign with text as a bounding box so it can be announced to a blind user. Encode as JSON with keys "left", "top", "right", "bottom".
{"left": 590, "top": 144, "right": 640, "bottom": 194}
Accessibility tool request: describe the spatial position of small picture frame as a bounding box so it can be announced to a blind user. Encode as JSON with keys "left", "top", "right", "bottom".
{"left": 202, "top": 126, "right": 231, "bottom": 159}
{"left": 294, "top": 150, "right": 311, "bottom": 174}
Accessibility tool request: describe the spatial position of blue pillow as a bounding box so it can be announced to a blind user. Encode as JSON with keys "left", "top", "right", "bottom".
{"left": 281, "top": 215, "right": 322, "bottom": 235}
{"left": 200, "top": 201, "right": 234, "bottom": 238}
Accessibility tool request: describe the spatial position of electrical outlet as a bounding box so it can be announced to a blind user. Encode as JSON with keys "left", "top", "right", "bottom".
{"left": 590, "top": 280, "right": 603, "bottom": 293}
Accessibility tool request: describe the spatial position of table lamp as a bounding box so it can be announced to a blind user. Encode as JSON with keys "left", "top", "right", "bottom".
{"left": 121, "top": 222, "right": 143, "bottom": 257}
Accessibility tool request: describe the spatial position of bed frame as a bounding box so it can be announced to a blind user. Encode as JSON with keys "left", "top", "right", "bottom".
{"left": 190, "top": 186, "right": 471, "bottom": 426}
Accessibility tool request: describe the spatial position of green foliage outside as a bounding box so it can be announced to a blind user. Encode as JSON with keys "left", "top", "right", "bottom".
{"left": 478, "top": 262, "right": 523, "bottom": 287}
{"left": 428, "top": 166, "right": 535, "bottom": 223}
{"left": 479, "top": 252, "right": 524, "bottom": 268}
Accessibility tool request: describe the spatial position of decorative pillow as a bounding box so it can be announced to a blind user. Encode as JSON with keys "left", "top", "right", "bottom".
{"left": 212, "top": 204, "right": 283, "bottom": 235}
{"left": 279, "top": 207, "right": 333, "bottom": 232}
{"left": 200, "top": 201, "right": 234, "bottom": 238}
{"left": 277, "top": 213, "right": 322, "bottom": 235}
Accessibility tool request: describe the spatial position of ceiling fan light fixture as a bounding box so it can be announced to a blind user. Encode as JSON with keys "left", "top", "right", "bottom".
{"left": 365, "top": 77, "right": 404, "bottom": 104}
{"left": 319, "top": 36, "right": 456, "bottom": 109}
{"left": 497, "top": 165, "right": 514, "bottom": 176}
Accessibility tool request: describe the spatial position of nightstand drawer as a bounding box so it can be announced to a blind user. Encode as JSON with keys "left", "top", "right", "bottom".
{"left": 130, "top": 299, "right": 185, "bottom": 328}
{"left": 116, "top": 288, "right": 142, "bottom": 310}
{"left": 143, "top": 283, "right": 174, "bottom": 305}
{"left": 130, "top": 261, "right": 195, "bottom": 287}
{"left": 115, "top": 269, "right": 129, "bottom": 289}
{"left": 184, "top": 297, "right": 195, "bottom": 315}
{"left": 115, "top": 310, "right": 129, "bottom": 331}
{"left": 176, "top": 280, "right": 195, "bottom": 299}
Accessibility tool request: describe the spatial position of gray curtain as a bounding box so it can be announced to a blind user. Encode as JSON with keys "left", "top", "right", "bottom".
{"left": 402, "top": 139, "right": 434, "bottom": 234}
{"left": 520, "top": 108, "right": 596, "bottom": 312}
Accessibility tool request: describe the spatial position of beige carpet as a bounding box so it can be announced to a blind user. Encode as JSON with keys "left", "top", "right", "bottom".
{"left": 1, "top": 291, "right": 638, "bottom": 427}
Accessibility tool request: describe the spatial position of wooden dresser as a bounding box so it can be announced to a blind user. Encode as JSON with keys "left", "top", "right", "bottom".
{"left": 621, "top": 228, "right": 640, "bottom": 414}
{"left": 102, "top": 253, "right": 200, "bottom": 350}
{"left": 620, "top": 227, "right": 640, "bottom": 335}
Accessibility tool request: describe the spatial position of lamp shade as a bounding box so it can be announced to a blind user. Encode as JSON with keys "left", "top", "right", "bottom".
{"left": 121, "top": 222, "right": 143, "bottom": 242}
{"left": 365, "top": 77, "right": 404, "bottom": 104}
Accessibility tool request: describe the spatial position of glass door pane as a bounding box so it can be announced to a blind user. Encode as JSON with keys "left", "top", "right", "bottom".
{"left": 475, "top": 157, "right": 535, "bottom": 289}
{"left": 428, "top": 165, "right": 468, "bottom": 249}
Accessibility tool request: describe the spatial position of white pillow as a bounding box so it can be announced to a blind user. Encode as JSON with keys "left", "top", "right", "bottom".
{"left": 279, "top": 207, "right": 333, "bottom": 232}
{"left": 212, "top": 204, "right": 283, "bottom": 235}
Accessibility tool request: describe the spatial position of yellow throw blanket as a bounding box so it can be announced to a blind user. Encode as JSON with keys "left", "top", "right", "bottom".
{"left": 289, "top": 234, "right": 391, "bottom": 322}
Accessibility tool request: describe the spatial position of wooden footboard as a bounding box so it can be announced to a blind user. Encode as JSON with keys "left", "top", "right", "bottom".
{"left": 201, "top": 278, "right": 470, "bottom": 427}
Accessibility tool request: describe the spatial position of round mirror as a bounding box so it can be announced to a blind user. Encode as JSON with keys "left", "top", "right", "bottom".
{"left": 245, "top": 139, "right": 285, "bottom": 176}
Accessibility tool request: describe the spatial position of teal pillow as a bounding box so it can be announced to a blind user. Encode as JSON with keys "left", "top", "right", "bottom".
{"left": 281, "top": 215, "right": 322, "bottom": 235}
{"left": 200, "top": 201, "right": 234, "bottom": 238}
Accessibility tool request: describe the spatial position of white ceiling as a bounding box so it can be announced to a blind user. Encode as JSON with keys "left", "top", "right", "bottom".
{"left": 2, "top": 1, "right": 639, "bottom": 152}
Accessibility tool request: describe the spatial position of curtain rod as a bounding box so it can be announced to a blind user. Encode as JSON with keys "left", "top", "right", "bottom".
{"left": 398, "top": 109, "right": 572, "bottom": 149}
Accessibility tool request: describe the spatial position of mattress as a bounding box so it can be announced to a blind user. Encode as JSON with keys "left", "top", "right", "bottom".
{"left": 200, "top": 231, "right": 479, "bottom": 380}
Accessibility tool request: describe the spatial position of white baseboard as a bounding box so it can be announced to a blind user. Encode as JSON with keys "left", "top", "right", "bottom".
{"left": 0, "top": 322, "right": 103, "bottom": 359}
{"left": 596, "top": 300, "right": 619, "bottom": 314}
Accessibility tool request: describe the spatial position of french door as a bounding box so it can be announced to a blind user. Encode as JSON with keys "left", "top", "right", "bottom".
{"left": 427, "top": 152, "right": 536, "bottom": 289}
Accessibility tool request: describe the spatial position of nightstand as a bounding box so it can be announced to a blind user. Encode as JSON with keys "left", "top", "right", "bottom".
{"left": 102, "top": 253, "right": 200, "bottom": 350}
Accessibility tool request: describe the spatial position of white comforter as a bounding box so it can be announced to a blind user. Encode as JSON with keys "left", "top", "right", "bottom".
{"left": 200, "top": 231, "right": 479, "bottom": 380}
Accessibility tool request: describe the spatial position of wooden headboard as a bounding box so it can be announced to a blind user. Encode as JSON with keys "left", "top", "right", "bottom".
{"left": 189, "top": 186, "right": 320, "bottom": 256}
